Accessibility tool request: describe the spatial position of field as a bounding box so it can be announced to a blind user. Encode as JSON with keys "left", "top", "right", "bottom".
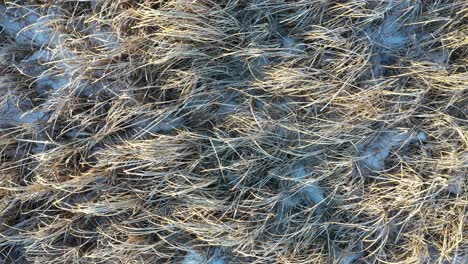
{"left": 0, "top": 0, "right": 467, "bottom": 263}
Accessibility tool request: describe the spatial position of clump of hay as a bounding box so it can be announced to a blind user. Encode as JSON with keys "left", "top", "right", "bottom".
{"left": 0, "top": 0, "right": 466, "bottom": 263}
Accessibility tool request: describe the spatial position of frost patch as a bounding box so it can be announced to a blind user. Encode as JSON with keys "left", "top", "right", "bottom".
{"left": 359, "top": 130, "right": 426, "bottom": 171}
{"left": 0, "top": 5, "right": 59, "bottom": 46}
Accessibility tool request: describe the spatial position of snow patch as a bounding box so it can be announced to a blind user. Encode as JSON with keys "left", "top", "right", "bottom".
{"left": 291, "top": 163, "right": 308, "bottom": 179}
{"left": 359, "top": 130, "right": 426, "bottom": 171}
{"left": 36, "top": 76, "right": 71, "bottom": 91}
{"left": 1, "top": 4, "right": 118, "bottom": 97}
{"left": 75, "top": 81, "right": 100, "bottom": 97}
{"left": 218, "top": 98, "right": 238, "bottom": 115}
{"left": 379, "top": 0, "right": 411, "bottom": 50}
{"left": 251, "top": 55, "right": 270, "bottom": 68}
{"left": 0, "top": 98, "right": 46, "bottom": 125}
{"left": 20, "top": 50, "right": 51, "bottom": 77}
{"left": 134, "top": 115, "right": 184, "bottom": 136}
{"left": 13, "top": 111, "right": 46, "bottom": 124}
{"left": 447, "top": 173, "right": 464, "bottom": 195}
{"left": 281, "top": 35, "right": 296, "bottom": 49}
{"left": 64, "top": 129, "right": 92, "bottom": 139}
{"left": 340, "top": 252, "right": 362, "bottom": 264}
{"left": 290, "top": 163, "right": 325, "bottom": 205}
{"left": 149, "top": 122, "right": 180, "bottom": 133}
{"left": 280, "top": 35, "right": 305, "bottom": 54}
{"left": 90, "top": 0, "right": 103, "bottom": 9}
{"left": 31, "top": 143, "right": 47, "bottom": 154}
{"left": 0, "top": 5, "right": 59, "bottom": 46}
{"left": 1, "top": 109, "right": 45, "bottom": 125}
{"left": 87, "top": 27, "right": 119, "bottom": 50}
{"left": 24, "top": 49, "right": 53, "bottom": 63}
{"left": 208, "top": 256, "right": 226, "bottom": 264}
{"left": 301, "top": 184, "right": 325, "bottom": 205}
{"left": 369, "top": 0, "right": 412, "bottom": 77}
{"left": 279, "top": 192, "right": 297, "bottom": 211}
{"left": 276, "top": 163, "right": 327, "bottom": 216}
{"left": 182, "top": 251, "right": 204, "bottom": 264}
{"left": 249, "top": 55, "right": 270, "bottom": 79}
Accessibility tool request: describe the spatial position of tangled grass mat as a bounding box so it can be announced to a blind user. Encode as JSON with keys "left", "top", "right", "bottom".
{"left": 0, "top": 1, "right": 467, "bottom": 263}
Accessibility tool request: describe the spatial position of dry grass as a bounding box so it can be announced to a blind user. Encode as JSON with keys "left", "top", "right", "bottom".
{"left": 0, "top": 0, "right": 466, "bottom": 263}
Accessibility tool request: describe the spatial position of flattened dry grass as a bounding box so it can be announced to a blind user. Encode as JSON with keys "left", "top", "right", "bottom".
{"left": 0, "top": 0, "right": 466, "bottom": 263}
